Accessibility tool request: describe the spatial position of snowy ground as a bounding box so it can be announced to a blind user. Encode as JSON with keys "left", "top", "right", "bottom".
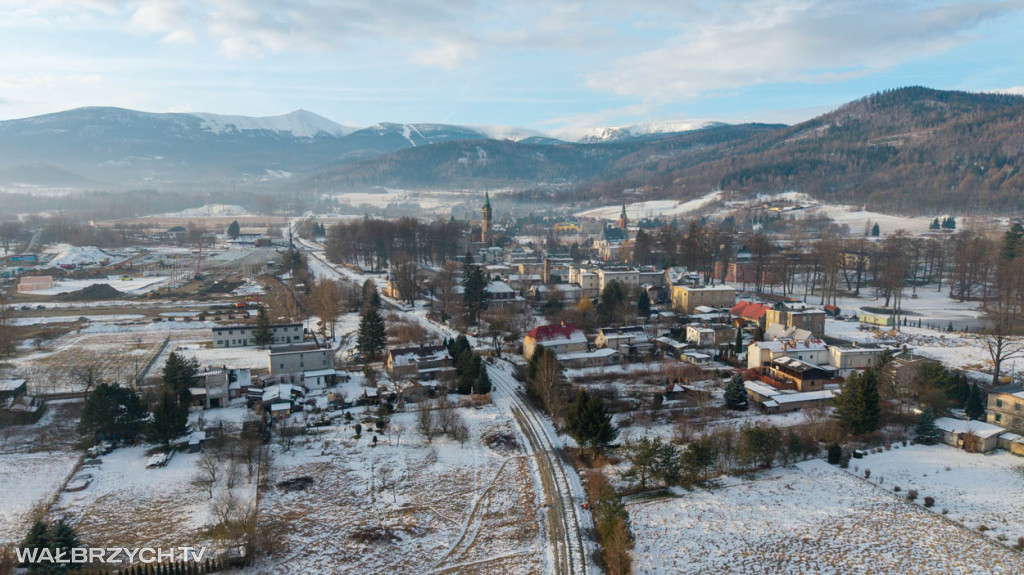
{"left": 576, "top": 190, "right": 723, "bottom": 221}
{"left": 11, "top": 332, "right": 170, "bottom": 394}
{"left": 246, "top": 399, "right": 544, "bottom": 575}
{"left": 49, "top": 445, "right": 257, "bottom": 552}
{"left": 843, "top": 444, "right": 1024, "bottom": 545}
{"left": 19, "top": 275, "right": 170, "bottom": 296}
{"left": 628, "top": 458, "right": 1024, "bottom": 575}
{"left": 0, "top": 452, "right": 80, "bottom": 544}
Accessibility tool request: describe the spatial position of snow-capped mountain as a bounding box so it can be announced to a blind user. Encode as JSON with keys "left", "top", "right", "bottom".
{"left": 575, "top": 121, "right": 726, "bottom": 143}
{"left": 191, "top": 109, "right": 355, "bottom": 138}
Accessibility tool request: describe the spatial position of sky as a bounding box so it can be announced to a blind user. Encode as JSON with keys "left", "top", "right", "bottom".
{"left": 0, "top": 0, "right": 1023, "bottom": 138}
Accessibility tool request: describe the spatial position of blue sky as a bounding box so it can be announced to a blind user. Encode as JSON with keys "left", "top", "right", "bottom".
{"left": 1, "top": 0, "right": 1022, "bottom": 137}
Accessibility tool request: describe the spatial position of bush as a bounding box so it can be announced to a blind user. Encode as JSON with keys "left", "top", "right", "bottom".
{"left": 864, "top": 469, "right": 871, "bottom": 479}
{"left": 894, "top": 485, "right": 901, "bottom": 492}
{"left": 907, "top": 489, "right": 918, "bottom": 502}
{"left": 827, "top": 443, "right": 842, "bottom": 465}
{"left": 924, "top": 496, "right": 935, "bottom": 508}
{"left": 839, "top": 456, "right": 850, "bottom": 469}
{"left": 979, "top": 525, "right": 989, "bottom": 532}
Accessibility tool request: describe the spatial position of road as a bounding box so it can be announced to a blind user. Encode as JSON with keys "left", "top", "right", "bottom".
{"left": 293, "top": 236, "right": 593, "bottom": 575}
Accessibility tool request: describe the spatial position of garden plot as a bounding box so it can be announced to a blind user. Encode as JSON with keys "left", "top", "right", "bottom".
{"left": 844, "top": 444, "right": 1024, "bottom": 545}
{"left": 12, "top": 332, "right": 169, "bottom": 395}
{"left": 0, "top": 452, "right": 80, "bottom": 544}
{"left": 48, "top": 446, "right": 257, "bottom": 552}
{"left": 628, "top": 458, "right": 1024, "bottom": 575}
{"left": 249, "top": 403, "right": 544, "bottom": 575}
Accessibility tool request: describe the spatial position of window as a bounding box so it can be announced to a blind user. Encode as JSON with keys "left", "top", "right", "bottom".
{"left": 997, "top": 399, "right": 1004, "bottom": 408}
{"left": 1017, "top": 403, "right": 1022, "bottom": 412}
{"left": 996, "top": 413, "right": 1002, "bottom": 422}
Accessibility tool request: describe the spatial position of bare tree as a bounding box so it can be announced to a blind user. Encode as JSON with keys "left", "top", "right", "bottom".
{"left": 309, "top": 279, "right": 343, "bottom": 339}
{"left": 417, "top": 402, "right": 437, "bottom": 443}
{"left": 434, "top": 261, "right": 461, "bottom": 325}
{"left": 434, "top": 397, "right": 457, "bottom": 435}
{"left": 984, "top": 304, "right": 1024, "bottom": 386}
{"left": 391, "top": 252, "right": 419, "bottom": 305}
{"left": 193, "top": 452, "right": 220, "bottom": 499}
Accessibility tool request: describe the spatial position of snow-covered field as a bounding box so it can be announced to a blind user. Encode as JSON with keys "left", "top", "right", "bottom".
{"left": 12, "top": 332, "right": 169, "bottom": 394}
{"left": 247, "top": 400, "right": 544, "bottom": 575}
{"left": 577, "top": 190, "right": 723, "bottom": 220}
{"left": 0, "top": 452, "right": 81, "bottom": 544}
{"left": 50, "top": 445, "right": 257, "bottom": 551}
{"left": 844, "top": 444, "right": 1024, "bottom": 544}
{"left": 808, "top": 205, "right": 939, "bottom": 235}
{"left": 20, "top": 275, "right": 170, "bottom": 296}
{"left": 629, "top": 457, "right": 1024, "bottom": 574}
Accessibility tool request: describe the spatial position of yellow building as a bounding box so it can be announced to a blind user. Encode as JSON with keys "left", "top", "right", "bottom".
{"left": 670, "top": 284, "right": 736, "bottom": 313}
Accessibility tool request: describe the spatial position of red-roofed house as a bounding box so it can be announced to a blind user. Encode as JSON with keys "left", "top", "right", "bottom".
{"left": 730, "top": 301, "right": 769, "bottom": 327}
{"left": 523, "top": 323, "right": 588, "bottom": 360}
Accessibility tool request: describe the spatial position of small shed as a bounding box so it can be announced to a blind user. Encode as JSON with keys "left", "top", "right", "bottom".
{"left": 934, "top": 417, "right": 1004, "bottom": 453}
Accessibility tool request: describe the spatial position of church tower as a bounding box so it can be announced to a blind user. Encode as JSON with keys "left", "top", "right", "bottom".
{"left": 481, "top": 191, "right": 493, "bottom": 245}
{"left": 617, "top": 203, "right": 628, "bottom": 229}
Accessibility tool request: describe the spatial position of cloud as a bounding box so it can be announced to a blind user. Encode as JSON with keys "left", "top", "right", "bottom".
{"left": 995, "top": 86, "right": 1024, "bottom": 95}
{"left": 130, "top": 0, "right": 195, "bottom": 43}
{"left": 411, "top": 40, "right": 477, "bottom": 70}
{"left": 586, "top": 0, "right": 1024, "bottom": 101}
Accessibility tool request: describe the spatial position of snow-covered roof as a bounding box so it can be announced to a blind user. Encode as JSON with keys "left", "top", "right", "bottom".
{"left": 934, "top": 417, "right": 1004, "bottom": 439}
{"left": 388, "top": 345, "right": 450, "bottom": 367}
{"left": 304, "top": 369, "right": 337, "bottom": 378}
{"left": 654, "top": 336, "right": 687, "bottom": 350}
{"left": 771, "top": 389, "right": 836, "bottom": 404}
{"left": 754, "top": 338, "right": 826, "bottom": 353}
{"left": 744, "top": 380, "right": 781, "bottom": 397}
{"left": 485, "top": 280, "right": 515, "bottom": 294}
{"left": 0, "top": 378, "right": 27, "bottom": 391}
{"left": 270, "top": 402, "right": 291, "bottom": 412}
{"left": 684, "top": 351, "right": 710, "bottom": 359}
{"left": 557, "top": 348, "right": 619, "bottom": 361}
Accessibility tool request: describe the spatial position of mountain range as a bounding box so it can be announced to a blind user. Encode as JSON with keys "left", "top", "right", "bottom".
{"left": 1, "top": 87, "right": 1023, "bottom": 213}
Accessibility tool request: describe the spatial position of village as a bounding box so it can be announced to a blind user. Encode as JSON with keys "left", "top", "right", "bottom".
{"left": 2, "top": 190, "right": 1024, "bottom": 574}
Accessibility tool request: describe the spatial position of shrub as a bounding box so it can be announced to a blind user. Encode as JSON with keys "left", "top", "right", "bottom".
{"left": 1016, "top": 537, "right": 1024, "bottom": 550}
{"left": 894, "top": 485, "right": 901, "bottom": 492}
{"left": 827, "top": 443, "right": 842, "bottom": 465}
{"left": 942, "top": 509, "right": 948, "bottom": 515}
{"left": 885, "top": 443, "right": 892, "bottom": 451}
{"left": 852, "top": 451, "right": 863, "bottom": 459}
{"left": 864, "top": 469, "right": 871, "bottom": 479}
{"left": 902, "top": 439, "right": 908, "bottom": 446}
{"left": 980, "top": 525, "right": 989, "bottom": 532}
{"left": 840, "top": 456, "right": 850, "bottom": 469}
{"left": 924, "top": 496, "right": 935, "bottom": 508}
{"left": 907, "top": 489, "right": 918, "bottom": 501}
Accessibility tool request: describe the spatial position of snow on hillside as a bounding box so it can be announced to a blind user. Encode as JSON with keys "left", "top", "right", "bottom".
{"left": 48, "top": 245, "right": 115, "bottom": 267}
{"left": 159, "top": 204, "right": 249, "bottom": 217}
{"left": 471, "top": 124, "right": 551, "bottom": 142}
{"left": 578, "top": 190, "right": 723, "bottom": 220}
{"left": 192, "top": 109, "right": 354, "bottom": 138}
{"left": 575, "top": 120, "right": 721, "bottom": 143}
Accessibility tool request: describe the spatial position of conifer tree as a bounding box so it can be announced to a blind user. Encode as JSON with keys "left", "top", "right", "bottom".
{"left": 226, "top": 220, "right": 240, "bottom": 239}
{"left": 565, "top": 390, "right": 618, "bottom": 456}
{"left": 965, "top": 382, "right": 986, "bottom": 420}
{"left": 253, "top": 306, "right": 273, "bottom": 347}
{"left": 637, "top": 291, "right": 651, "bottom": 319}
{"left": 357, "top": 305, "right": 386, "bottom": 361}
{"left": 724, "top": 376, "right": 748, "bottom": 410}
{"left": 914, "top": 407, "right": 941, "bottom": 444}
{"left": 871, "top": 222, "right": 880, "bottom": 236}
{"left": 834, "top": 370, "right": 881, "bottom": 435}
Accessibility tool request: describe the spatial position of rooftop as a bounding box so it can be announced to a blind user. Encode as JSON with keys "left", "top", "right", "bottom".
{"left": 934, "top": 417, "right": 1004, "bottom": 439}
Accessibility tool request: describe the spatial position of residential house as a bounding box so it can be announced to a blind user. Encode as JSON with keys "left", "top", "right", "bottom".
{"left": 212, "top": 323, "right": 304, "bottom": 348}
{"left": 531, "top": 284, "right": 584, "bottom": 304}
{"left": 191, "top": 366, "right": 252, "bottom": 409}
{"left": 0, "top": 378, "right": 27, "bottom": 401}
{"left": 685, "top": 324, "right": 736, "bottom": 349}
{"left": 670, "top": 284, "right": 736, "bottom": 314}
{"left": 385, "top": 345, "right": 455, "bottom": 381}
{"left": 523, "top": 323, "right": 588, "bottom": 360}
{"left": 987, "top": 383, "right": 1024, "bottom": 433}
{"left": 827, "top": 343, "right": 885, "bottom": 378}
{"left": 746, "top": 338, "right": 829, "bottom": 370}
{"left": 765, "top": 301, "right": 826, "bottom": 338}
{"left": 595, "top": 326, "right": 652, "bottom": 357}
{"left": 730, "top": 301, "right": 770, "bottom": 328}
{"left": 764, "top": 357, "right": 839, "bottom": 392}
{"left": 268, "top": 344, "right": 334, "bottom": 377}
